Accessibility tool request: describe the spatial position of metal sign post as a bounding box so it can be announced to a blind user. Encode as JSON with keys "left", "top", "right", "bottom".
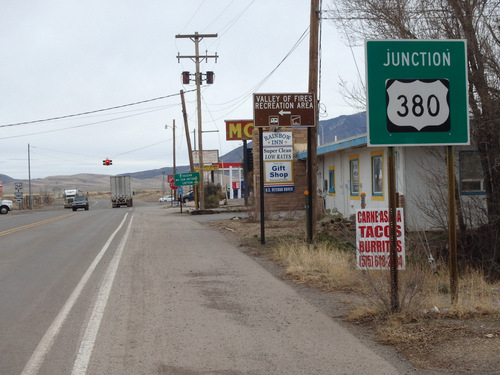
{"left": 366, "top": 39, "right": 469, "bottom": 307}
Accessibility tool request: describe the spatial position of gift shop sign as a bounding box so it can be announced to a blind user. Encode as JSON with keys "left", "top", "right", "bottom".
{"left": 356, "top": 208, "right": 405, "bottom": 270}
{"left": 263, "top": 132, "right": 294, "bottom": 193}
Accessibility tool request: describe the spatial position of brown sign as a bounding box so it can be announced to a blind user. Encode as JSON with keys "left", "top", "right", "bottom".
{"left": 253, "top": 93, "right": 316, "bottom": 128}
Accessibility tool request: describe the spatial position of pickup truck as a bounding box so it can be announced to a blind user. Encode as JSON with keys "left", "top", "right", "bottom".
{"left": 72, "top": 196, "right": 89, "bottom": 211}
{"left": 0, "top": 199, "right": 13, "bottom": 214}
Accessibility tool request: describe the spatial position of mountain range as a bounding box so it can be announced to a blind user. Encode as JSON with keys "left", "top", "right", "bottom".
{"left": 0, "top": 111, "right": 367, "bottom": 194}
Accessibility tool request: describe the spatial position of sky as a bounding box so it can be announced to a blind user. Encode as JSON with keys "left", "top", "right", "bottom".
{"left": 0, "top": 0, "right": 364, "bottom": 179}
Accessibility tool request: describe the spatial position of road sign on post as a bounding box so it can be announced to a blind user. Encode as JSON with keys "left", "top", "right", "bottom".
{"left": 366, "top": 39, "right": 469, "bottom": 146}
{"left": 174, "top": 172, "right": 199, "bottom": 186}
{"left": 253, "top": 93, "right": 316, "bottom": 128}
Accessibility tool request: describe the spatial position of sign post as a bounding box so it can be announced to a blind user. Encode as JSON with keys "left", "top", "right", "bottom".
{"left": 14, "top": 182, "right": 23, "bottom": 208}
{"left": 366, "top": 39, "right": 469, "bottom": 308}
{"left": 253, "top": 93, "right": 316, "bottom": 244}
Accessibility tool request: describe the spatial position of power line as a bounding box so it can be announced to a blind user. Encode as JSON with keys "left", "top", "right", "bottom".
{"left": 0, "top": 106, "right": 169, "bottom": 140}
{"left": 0, "top": 90, "right": 196, "bottom": 129}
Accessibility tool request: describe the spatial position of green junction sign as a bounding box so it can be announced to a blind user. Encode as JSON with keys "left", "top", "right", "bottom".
{"left": 366, "top": 39, "right": 469, "bottom": 146}
{"left": 174, "top": 172, "right": 199, "bottom": 186}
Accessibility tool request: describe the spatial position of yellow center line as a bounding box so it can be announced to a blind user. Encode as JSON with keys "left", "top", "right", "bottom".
{"left": 0, "top": 213, "right": 76, "bottom": 237}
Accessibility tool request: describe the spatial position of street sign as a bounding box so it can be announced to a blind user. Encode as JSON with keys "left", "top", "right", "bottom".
{"left": 194, "top": 165, "right": 220, "bottom": 172}
{"left": 174, "top": 172, "right": 199, "bottom": 186}
{"left": 253, "top": 93, "right": 316, "bottom": 128}
{"left": 366, "top": 40, "right": 469, "bottom": 146}
{"left": 263, "top": 132, "right": 295, "bottom": 193}
{"left": 14, "top": 192, "right": 23, "bottom": 202}
{"left": 15, "top": 182, "right": 23, "bottom": 191}
{"left": 192, "top": 150, "right": 219, "bottom": 164}
{"left": 167, "top": 175, "right": 178, "bottom": 190}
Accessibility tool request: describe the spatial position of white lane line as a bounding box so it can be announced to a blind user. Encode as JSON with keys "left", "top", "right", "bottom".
{"left": 21, "top": 213, "right": 129, "bottom": 375}
{"left": 72, "top": 214, "right": 134, "bottom": 375}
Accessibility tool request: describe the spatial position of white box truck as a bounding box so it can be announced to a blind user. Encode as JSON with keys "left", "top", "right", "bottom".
{"left": 110, "top": 176, "right": 133, "bottom": 208}
{"left": 64, "top": 189, "right": 80, "bottom": 208}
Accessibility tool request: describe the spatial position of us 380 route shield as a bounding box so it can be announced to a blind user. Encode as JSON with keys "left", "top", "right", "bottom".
{"left": 366, "top": 40, "right": 469, "bottom": 146}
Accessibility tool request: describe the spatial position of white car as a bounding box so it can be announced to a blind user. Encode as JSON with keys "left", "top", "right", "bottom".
{"left": 159, "top": 195, "right": 175, "bottom": 202}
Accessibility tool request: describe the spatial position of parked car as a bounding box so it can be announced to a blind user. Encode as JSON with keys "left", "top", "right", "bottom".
{"left": 178, "top": 190, "right": 195, "bottom": 204}
{"left": 159, "top": 195, "right": 175, "bottom": 202}
{"left": 72, "top": 196, "right": 89, "bottom": 211}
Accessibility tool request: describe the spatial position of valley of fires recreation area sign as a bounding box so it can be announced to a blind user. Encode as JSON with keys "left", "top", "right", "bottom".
{"left": 253, "top": 93, "right": 316, "bottom": 128}
{"left": 366, "top": 40, "right": 469, "bottom": 146}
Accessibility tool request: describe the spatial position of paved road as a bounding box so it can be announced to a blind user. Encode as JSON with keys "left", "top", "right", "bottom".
{"left": 0, "top": 202, "right": 421, "bottom": 374}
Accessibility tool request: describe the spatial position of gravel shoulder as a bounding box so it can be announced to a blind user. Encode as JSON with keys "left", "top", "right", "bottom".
{"left": 206, "top": 213, "right": 500, "bottom": 375}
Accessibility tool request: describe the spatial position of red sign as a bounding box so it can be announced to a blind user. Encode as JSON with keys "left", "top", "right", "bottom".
{"left": 167, "top": 175, "right": 178, "bottom": 190}
{"left": 225, "top": 120, "right": 254, "bottom": 141}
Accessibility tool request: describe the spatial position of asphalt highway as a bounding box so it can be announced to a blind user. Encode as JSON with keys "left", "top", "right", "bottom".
{"left": 0, "top": 201, "right": 420, "bottom": 374}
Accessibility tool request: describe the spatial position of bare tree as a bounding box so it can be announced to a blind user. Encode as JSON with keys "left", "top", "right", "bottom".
{"left": 328, "top": 0, "right": 500, "bottom": 269}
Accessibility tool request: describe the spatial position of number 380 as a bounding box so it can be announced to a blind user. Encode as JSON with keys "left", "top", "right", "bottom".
{"left": 396, "top": 94, "right": 441, "bottom": 118}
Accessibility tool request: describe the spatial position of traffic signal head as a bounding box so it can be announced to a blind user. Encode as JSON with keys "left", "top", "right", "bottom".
{"left": 206, "top": 71, "right": 214, "bottom": 84}
{"left": 103, "top": 158, "right": 112, "bottom": 166}
{"left": 246, "top": 148, "right": 254, "bottom": 171}
{"left": 182, "top": 71, "right": 190, "bottom": 84}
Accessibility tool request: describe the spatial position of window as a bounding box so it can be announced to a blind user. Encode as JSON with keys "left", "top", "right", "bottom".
{"left": 328, "top": 166, "right": 335, "bottom": 195}
{"left": 349, "top": 156, "right": 360, "bottom": 197}
{"left": 459, "top": 151, "right": 485, "bottom": 194}
{"left": 371, "top": 151, "right": 384, "bottom": 199}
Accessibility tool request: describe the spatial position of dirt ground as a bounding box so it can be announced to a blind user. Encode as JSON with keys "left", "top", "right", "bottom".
{"left": 210, "top": 216, "right": 500, "bottom": 375}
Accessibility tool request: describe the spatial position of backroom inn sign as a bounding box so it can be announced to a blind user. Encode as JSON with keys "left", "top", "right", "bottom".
{"left": 366, "top": 39, "right": 469, "bottom": 146}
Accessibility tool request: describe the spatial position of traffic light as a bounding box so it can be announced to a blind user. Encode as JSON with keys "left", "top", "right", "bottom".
{"left": 246, "top": 147, "right": 253, "bottom": 171}
{"left": 103, "top": 158, "right": 112, "bottom": 166}
{"left": 206, "top": 71, "right": 214, "bottom": 84}
{"left": 182, "top": 71, "right": 190, "bottom": 84}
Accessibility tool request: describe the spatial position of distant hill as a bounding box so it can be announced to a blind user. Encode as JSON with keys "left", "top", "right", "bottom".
{"left": 0, "top": 174, "right": 14, "bottom": 184}
{"left": 318, "top": 112, "right": 366, "bottom": 145}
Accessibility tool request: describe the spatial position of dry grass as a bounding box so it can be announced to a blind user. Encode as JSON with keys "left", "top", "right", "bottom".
{"left": 271, "top": 238, "right": 361, "bottom": 291}
{"left": 270, "top": 237, "right": 500, "bottom": 320}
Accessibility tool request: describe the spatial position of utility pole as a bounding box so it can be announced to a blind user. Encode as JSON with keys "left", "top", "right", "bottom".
{"left": 180, "top": 90, "right": 194, "bottom": 170}
{"left": 176, "top": 32, "right": 218, "bottom": 210}
{"left": 28, "top": 143, "right": 33, "bottom": 210}
{"left": 166, "top": 120, "right": 177, "bottom": 200}
{"left": 307, "top": 0, "right": 320, "bottom": 242}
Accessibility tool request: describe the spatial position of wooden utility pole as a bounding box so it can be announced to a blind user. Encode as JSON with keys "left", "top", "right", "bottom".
{"left": 307, "top": 0, "right": 320, "bottom": 242}
{"left": 172, "top": 119, "right": 176, "bottom": 176}
{"left": 176, "top": 32, "right": 218, "bottom": 210}
{"left": 180, "top": 90, "right": 194, "bottom": 170}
